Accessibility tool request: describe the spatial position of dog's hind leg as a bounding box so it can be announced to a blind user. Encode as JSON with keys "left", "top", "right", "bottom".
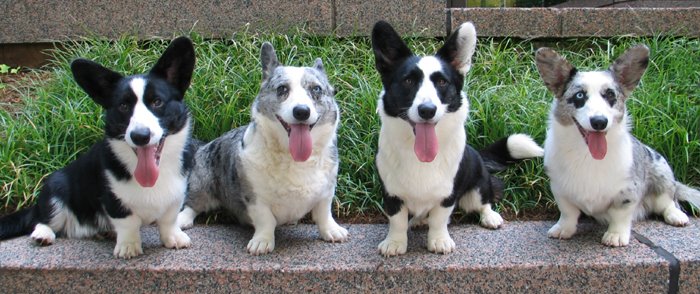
{"left": 458, "top": 189, "right": 504, "bottom": 229}
{"left": 177, "top": 191, "right": 220, "bottom": 230}
{"left": 312, "top": 196, "right": 349, "bottom": 243}
{"left": 650, "top": 191, "right": 689, "bottom": 227}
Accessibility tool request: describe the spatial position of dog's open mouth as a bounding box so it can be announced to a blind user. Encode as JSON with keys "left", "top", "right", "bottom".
{"left": 573, "top": 117, "right": 607, "bottom": 160}
{"left": 133, "top": 137, "right": 166, "bottom": 187}
{"left": 277, "top": 115, "right": 315, "bottom": 162}
{"left": 409, "top": 120, "right": 438, "bottom": 163}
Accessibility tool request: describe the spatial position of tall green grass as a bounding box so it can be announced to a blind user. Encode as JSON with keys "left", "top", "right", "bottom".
{"left": 1, "top": 31, "right": 698, "bottom": 219}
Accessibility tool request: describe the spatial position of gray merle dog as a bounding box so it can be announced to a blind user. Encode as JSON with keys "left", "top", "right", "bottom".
{"left": 536, "top": 45, "right": 700, "bottom": 247}
{"left": 177, "top": 42, "right": 348, "bottom": 255}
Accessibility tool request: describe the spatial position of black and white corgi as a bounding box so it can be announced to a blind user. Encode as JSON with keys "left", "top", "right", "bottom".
{"left": 0, "top": 37, "right": 197, "bottom": 258}
{"left": 536, "top": 45, "right": 700, "bottom": 247}
{"left": 372, "top": 21, "right": 544, "bottom": 256}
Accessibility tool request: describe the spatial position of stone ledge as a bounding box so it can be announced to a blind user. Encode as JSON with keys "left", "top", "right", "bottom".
{"left": 451, "top": 8, "right": 700, "bottom": 38}
{"left": 2, "top": 219, "right": 698, "bottom": 292}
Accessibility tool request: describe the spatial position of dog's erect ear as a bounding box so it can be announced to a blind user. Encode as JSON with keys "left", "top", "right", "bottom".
{"left": 371, "top": 21, "right": 413, "bottom": 77}
{"left": 312, "top": 58, "right": 325, "bottom": 73}
{"left": 261, "top": 42, "right": 280, "bottom": 81}
{"left": 610, "top": 45, "right": 649, "bottom": 95}
{"left": 71, "top": 59, "right": 124, "bottom": 108}
{"left": 149, "top": 37, "right": 196, "bottom": 96}
{"left": 535, "top": 47, "right": 577, "bottom": 98}
{"left": 436, "top": 22, "right": 477, "bottom": 76}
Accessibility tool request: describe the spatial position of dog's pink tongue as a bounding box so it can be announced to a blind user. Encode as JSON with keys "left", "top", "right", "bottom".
{"left": 586, "top": 132, "right": 607, "bottom": 160}
{"left": 134, "top": 146, "right": 159, "bottom": 187}
{"left": 414, "top": 122, "right": 438, "bottom": 162}
{"left": 289, "top": 124, "right": 312, "bottom": 162}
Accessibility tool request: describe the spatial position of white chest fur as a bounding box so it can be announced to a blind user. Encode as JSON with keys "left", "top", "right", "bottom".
{"left": 241, "top": 121, "right": 338, "bottom": 224}
{"left": 376, "top": 98, "right": 468, "bottom": 216}
{"left": 544, "top": 118, "right": 633, "bottom": 215}
{"left": 107, "top": 123, "right": 189, "bottom": 224}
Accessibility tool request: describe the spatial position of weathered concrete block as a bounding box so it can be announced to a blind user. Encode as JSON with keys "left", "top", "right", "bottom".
{"left": 560, "top": 8, "right": 700, "bottom": 37}
{"left": 1, "top": 0, "right": 334, "bottom": 43}
{"left": 451, "top": 8, "right": 560, "bottom": 38}
{"left": 335, "top": 0, "right": 446, "bottom": 37}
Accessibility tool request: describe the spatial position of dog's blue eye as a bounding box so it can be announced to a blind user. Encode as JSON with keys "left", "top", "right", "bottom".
{"left": 312, "top": 86, "right": 322, "bottom": 94}
{"left": 575, "top": 92, "right": 585, "bottom": 99}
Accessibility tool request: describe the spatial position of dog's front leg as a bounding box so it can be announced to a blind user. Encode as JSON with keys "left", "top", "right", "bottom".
{"left": 378, "top": 206, "right": 409, "bottom": 257}
{"left": 157, "top": 202, "right": 191, "bottom": 249}
{"left": 111, "top": 215, "right": 143, "bottom": 259}
{"left": 548, "top": 194, "right": 581, "bottom": 239}
{"left": 602, "top": 201, "right": 636, "bottom": 247}
{"left": 427, "top": 204, "right": 456, "bottom": 254}
{"left": 312, "top": 196, "right": 349, "bottom": 243}
{"left": 246, "top": 203, "right": 277, "bottom": 255}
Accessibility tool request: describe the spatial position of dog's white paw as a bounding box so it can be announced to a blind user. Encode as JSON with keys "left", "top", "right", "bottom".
{"left": 664, "top": 208, "right": 689, "bottom": 227}
{"left": 547, "top": 223, "right": 576, "bottom": 239}
{"left": 427, "top": 236, "right": 456, "bottom": 254}
{"left": 30, "top": 224, "right": 56, "bottom": 246}
{"left": 247, "top": 237, "right": 275, "bottom": 255}
{"left": 601, "top": 231, "right": 630, "bottom": 247}
{"left": 319, "top": 224, "right": 349, "bottom": 243}
{"left": 480, "top": 210, "right": 504, "bottom": 229}
{"left": 176, "top": 207, "right": 196, "bottom": 230}
{"left": 378, "top": 238, "right": 407, "bottom": 257}
{"left": 113, "top": 241, "right": 143, "bottom": 259}
{"left": 161, "top": 229, "right": 191, "bottom": 249}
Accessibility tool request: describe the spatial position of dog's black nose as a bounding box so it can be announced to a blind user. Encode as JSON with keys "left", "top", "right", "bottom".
{"left": 590, "top": 116, "right": 608, "bottom": 131}
{"left": 130, "top": 128, "right": 151, "bottom": 146}
{"left": 417, "top": 103, "right": 437, "bottom": 120}
{"left": 293, "top": 105, "right": 311, "bottom": 121}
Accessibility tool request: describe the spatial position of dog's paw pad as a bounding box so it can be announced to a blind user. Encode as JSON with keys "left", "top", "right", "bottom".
{"left": 30, "top": 224, "right": 56, "bottom": 246}
{"left": 247, "top": 237, "right": 275, "bottom": 255}
{"left": 480, "top": 211, "right": 504, "bottom": 229}
{"left": 378, "top": 239, "right": 407, "bottom": 257}
{"left": 427, "top": 236, "right": 456, "bottom": 254}
{"left": 162, "top": 230, "right": 191, "bottom": 249}
{"left": 320, "top": 225, "right": 349, "bottom": 243}
{"left": 547, "top": 223, "right": 576, "bottom": 239}
{"left": 601, "top": 231, "right": 630, "bottom": 247}
{"left": 664, "top": 209, "right": 689, "bottom": 227}
{"left": 113, "top": 242, "right": 143, "bottom": 259}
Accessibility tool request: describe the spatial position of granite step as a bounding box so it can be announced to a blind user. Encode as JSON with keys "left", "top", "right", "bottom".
{"left": 1, "top": 219, "right": 698, "bottom": 292}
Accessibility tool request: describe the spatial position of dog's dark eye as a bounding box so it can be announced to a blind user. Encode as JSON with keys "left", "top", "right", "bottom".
{"left": 118, "top": 103, "right": 130, "bottom": 113}
{"left": 277, "top": 85, "right": 289, "bottom": 97}
{"left": 602, "top": 89, "right": 616, "bottom": 106}
{"left": 435, "top": 78, "right": 448, "bottom": 88}
{"left": 403, "top": 78, "right": 413, "bottom": 86}
{"left": 151, "top": 98, "right": 163, "bottom": 108}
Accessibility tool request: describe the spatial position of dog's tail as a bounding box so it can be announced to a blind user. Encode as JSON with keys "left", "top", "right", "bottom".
{"left": 0, "top": 206, "right": 38, "bottom": 240}
{"left": 479, "top": 134, "right": 544, "bottom": 173}
{"left": 676, "top": 182, "right": 700, "bottom": 210}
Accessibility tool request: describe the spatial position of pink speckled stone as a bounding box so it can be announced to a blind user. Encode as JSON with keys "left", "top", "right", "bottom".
{"left": 1, "top": 219, "right": 690, "bottom": 292}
